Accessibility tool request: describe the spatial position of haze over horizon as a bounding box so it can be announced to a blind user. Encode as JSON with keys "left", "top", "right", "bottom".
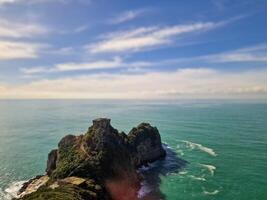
{"left": 0, "top": 0, "right": 267, "bottom": 99}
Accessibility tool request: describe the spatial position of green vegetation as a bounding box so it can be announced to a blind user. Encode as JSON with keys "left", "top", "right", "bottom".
{"left": 18, "top": 118, "right": 166, "bottom": 200}
{"left": 20, "top": 183, "right": 104, "bottom": 200}
{"left": 52, "top": 145, "right": 86, "bottom": 179}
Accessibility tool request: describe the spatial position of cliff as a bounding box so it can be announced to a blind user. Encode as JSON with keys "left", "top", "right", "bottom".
{"left": 17, "top": 118, "right": 166, "bottom": 200}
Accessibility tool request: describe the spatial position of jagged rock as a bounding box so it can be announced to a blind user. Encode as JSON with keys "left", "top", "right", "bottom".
{"left": 50, "top": 119, "right": 135, "bottom": 181}
{"left": 18, "top": 175, "right": 49, "bottom": 198}
{"left": 46, "top": 149, "right": 58, "bottom": 176}
{"left": 17, "top": 118, "right": 167, "bottom": 200}
{"left": 50, "top": 134, "right": 85, "bottom": 179}
{"left": 128, "top": 123, "right": 166, "bottom": 166}
{"left": 92, "top": 118, "right": 111, "bottom": 129}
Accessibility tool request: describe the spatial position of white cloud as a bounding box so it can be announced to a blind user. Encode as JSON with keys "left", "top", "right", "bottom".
{"left": 87, "top": 21, "right": 223, "bottom": 54}
{"left": 87, "top": 16, "right": 244, "bottom": 54}
{"left": 0, "top": 41, "right": 46, "bottom": 60}
{"left": 0, "top": 0, "right": 19, "bottom": 4}
{"left": 74, "top": 25, "right": 89, "bottom": 33}
{"left": 109, "top": 9, "right": 145, "bottom": 25}
{"left": 21, "top": 42, "right": 267, "bottom": 73}
{"left": 21, "top": 57, "right": 152, "bottom": 74}
{"left": 212, "top": 53, "right": 267, "bottom": 62}
{"left": 0, "top": 19, "right": 48, "bottom": 60}
{"left": 0, "top": 19, "right": 49, "bottom": 38}
{"left": 150, "top": 43, "right": 267, "bottom": 64}
{"left": 56, "top": 57, "right": 123, "bottom": 71}
{"left": 2, "top": 68, "right": 267, "bottom": 99}
{"left": 206, "top": 43, "right": 267, "bottom": 62}
{"left": 20, "top": 67, "right": 48, "bottom": 74}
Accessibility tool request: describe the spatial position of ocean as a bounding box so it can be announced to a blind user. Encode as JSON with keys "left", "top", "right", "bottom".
{"left": 0, "top": 100, "right": 266, "bottom": 200}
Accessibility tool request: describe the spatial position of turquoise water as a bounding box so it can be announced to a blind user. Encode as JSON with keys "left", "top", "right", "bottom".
{"left": 0, "top": 100, "right": 267, "bottom": 200}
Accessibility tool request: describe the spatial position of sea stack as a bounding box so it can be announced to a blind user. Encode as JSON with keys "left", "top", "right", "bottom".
{"left": 17, "top": 118, "right": 166, "bottom": 200}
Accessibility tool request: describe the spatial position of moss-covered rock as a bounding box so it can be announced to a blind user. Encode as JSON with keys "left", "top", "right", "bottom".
{"left": 17, "top": 118, "right": 166, "bottom": 200}
{"left": 50, "top": 135, "right": 86, "bottom": 179}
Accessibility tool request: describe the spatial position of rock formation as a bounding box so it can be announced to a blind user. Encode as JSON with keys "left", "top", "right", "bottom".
{"left": 128, "top": 123, "right": 166, "bottom": 167}
{"left": 17, "top": 118, "right": 166, "bottom": 200}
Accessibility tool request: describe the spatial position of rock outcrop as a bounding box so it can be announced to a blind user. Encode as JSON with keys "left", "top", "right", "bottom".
{"left": 17, "top": 118, "right": 166, "bottom": 200}
{"left": 46, "top": 149, "right": 58, "bottom": 176}
{"left": 128, "top": 123, "right": 166, "bottom": 167}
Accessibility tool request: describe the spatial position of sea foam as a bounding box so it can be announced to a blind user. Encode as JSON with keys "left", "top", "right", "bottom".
{"left": 203, "top": 188, "right": 220, "bottom": 195}
{"left": 0, "top": 181, "right": 25, "bottom": 200}
{"left": 188, "top": 175, "right": 206, "bottom": 181}
{"left": 176, "top": 149, "right": 184, "bottom": 156}
{"left": 181, "top": 140, "right": 217, "bottom": 157}
{"left": 199, "top": 164, "right": 216, "bottom": 176}
{"left": 178, "top": 171, "right": 188, "bottom": 175}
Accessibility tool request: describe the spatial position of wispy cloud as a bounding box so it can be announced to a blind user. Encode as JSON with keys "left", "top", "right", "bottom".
{"left": 109, "top": 9, "right": 146, "bottom": 25}
{"left": 0, "top": 0, "right": 50, "bottom": 6}
{"left": 0, "top": 41, "right": 46, "bottom": 60}
{"left": 0, "top": 19, "right": 49, "bottom": 38}
{"left": 74, "top": 25, "right": 89, "bottom": 33}
{"left": 20, "top": 67, "right": 48, "bottom": 74}
{"left": 0, "top": 0, "right": 91, "bottom": 6}
{"left": 55, "top": 57, "right": 124, "bottom": 72}
{"left": 21, "top": 57, "right": 152, "bottom": 74}
{"left": 87, "top": 20, "right": 231, "bottom": 54}
{"left": 0, "top": 0, "right": 20, "bottom": 5}
{"left": 21, "top": 42, "right": 267, "bottom": 73}
{"left": 3, "top": 68, "right": 267, "bottom": 99}
{"left": 47, "top": 47, "right": 76, "bottom": 56}
{"left": 0, "top": 18, "right": 49, "bottom": 60}
{"left": 148, "top": 43, "right": 267, "bottom": 65}
{"left": 205, "top": 43, "right": 267, "bottom": 62}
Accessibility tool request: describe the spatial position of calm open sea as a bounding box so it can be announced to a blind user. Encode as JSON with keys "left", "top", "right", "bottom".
{"left": 0, "top": 100, "right": 266, "bottom": 200}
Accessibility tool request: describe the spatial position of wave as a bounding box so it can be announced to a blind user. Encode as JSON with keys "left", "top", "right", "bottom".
{"left": 188, "top": 175, "right": 206, "bottom": 181}
{"left": 175, "top": 149, "right": 184, "bottom": 156}
{"left": 0, "top": 181, "right": 26, "bottom": 200}
{"left": 178, "top": 171, "right": 188, "bottom": 175}
{"left": 181, "top": 140, "right": 217, "bottom": 157}
{"left": 199, "top": 164, "right": 216, "bottom": 176}
{"left": 203, "top": 188, "right": 220, "bottom": 195}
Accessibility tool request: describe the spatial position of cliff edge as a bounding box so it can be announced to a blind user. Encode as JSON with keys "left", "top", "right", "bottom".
{"left": 17, "top": 118, "right": 166, "bottom": 200}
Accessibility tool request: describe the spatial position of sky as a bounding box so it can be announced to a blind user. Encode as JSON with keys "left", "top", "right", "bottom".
{"left": 0, "top": 0, "right": 267, "bottom": 99}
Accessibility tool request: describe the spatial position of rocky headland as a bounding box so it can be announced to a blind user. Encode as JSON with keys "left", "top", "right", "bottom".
{"left": 16, "top": 118, "right": 169, "bottom": 200}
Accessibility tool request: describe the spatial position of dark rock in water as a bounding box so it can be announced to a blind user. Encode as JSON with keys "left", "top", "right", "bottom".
{"left": 128, "top": 123, "right": 166, "bottom": 167}
{"left": 17, "top": 118, "right": 172, "bottom": 200}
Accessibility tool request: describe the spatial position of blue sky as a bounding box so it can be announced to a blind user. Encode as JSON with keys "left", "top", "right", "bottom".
{"left": 0, "top": 0, "right": 267, "bottom": 99}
